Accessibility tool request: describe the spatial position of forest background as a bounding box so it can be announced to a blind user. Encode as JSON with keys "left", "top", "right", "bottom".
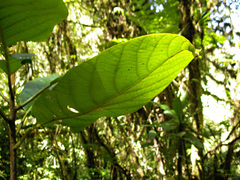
{"left": 1, "top": 0, "right": 240, "bottom": 179}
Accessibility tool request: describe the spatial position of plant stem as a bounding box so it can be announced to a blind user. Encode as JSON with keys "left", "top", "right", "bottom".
{"left": 9, "top": 120, "right": 17, "bottom": 180}
{"left": 13, "top": 123, "right": 40, "bottom": 150}
{"left": 0, "top": 108, "right": 9, "bottom": 122}
{"left": 14, "top": 119, "right": 57, "bottom": 150}
{"left": 16, "top": 107, "right": 31, "bottom": 135}
{"left": 0, "top": 27, "right": 15, "bottom": 107}
{"left": 0, "top": 91, "right": 9, "bottom": 102}
{"left": 0, "top": 25, "right": 17, "bottom": 180}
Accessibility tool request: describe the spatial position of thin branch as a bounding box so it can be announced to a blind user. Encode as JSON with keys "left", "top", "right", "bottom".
{"left": 205, "top": 135, "right": 240, "bottom": 159}
{"left": 228, "top": 135, "right": 240, "bottom": 145}
{"left": 14, "top": 118, "right": 57, "bottom": 150}
{"left": 203, "top": 90, "right": 231, "bottom": 104}
{"left": 14, "top": 123, "right": 40, "bottom": 150}
{"left": 172, "top": 79, "right": 192, "bottom": 96}
{"left": 0, "top": 108, "right": 10, "bottom": 123}
{"left": 0, "top": 91, "right": 9, "bottom": 102}
{"left": 68, "top": 20, "right": 100, "bottom": 28}
{"left": 16, "top": 107, "right": 32, "bottom": 135}
{"left": 204, "top": 124, "right": 240, "bottom": 159}
{"left": 224, "top": 121, "right": 240, "bottom": 142}
{"left": 204, "top": 72, "right": 225, "bottom": 85}
{"left": 207, "top": 58, "right": 237, "bottom": 79}
{"left": 93, "top": 125, "right": 131, "bottom": 178}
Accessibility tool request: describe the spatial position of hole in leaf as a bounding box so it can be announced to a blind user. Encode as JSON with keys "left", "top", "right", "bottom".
{"left": 67, "top": 106, "right": 79, "bottom": 113}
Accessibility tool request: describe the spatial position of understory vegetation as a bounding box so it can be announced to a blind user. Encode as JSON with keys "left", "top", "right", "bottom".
{"left": 1, "top": 0, "right": 240, "bottom": 180}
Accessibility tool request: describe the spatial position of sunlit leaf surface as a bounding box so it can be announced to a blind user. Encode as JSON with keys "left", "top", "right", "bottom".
{"left": 0, "top": 0, "right": 68, "bottom": 46}
{"left": 32, "top": 34, "right": 195, "bottom": 131}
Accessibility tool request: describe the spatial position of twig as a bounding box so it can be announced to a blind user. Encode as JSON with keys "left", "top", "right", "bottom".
{"left": 14, "top": 123, "right": 40, "bottom": 150}
{"left": 0, "top": 108, "right": 9, "bottom": 123}
{"left": 14, "top": 118, "right": 57, "bottom": 150}
{"left": 16, "top": 107, "right": 32, "bottom": 135}
{"left": 0, "top": 91, "right": 9, "bottom": 102}
{"left": 204, "top": 72, "right": 225, "bottom": 85}
{"left": 224, "top": 121, "right": 240, "bottom": 142}
{"left": 203, "top": 90, "right": 231, "bottom": 104}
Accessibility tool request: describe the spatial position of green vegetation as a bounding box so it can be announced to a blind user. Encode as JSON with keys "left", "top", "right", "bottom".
{"left": 1, "top": 0, "right": 240, "bottom": 180}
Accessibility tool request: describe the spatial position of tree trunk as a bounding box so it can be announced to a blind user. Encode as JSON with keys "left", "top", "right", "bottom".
{"left": 178, "top": 0, "right": 204, "bottom": 179}
{"left": 9, "top": 88, "right": 17, "bottom": 180}
{"left": 80, "top": 126, "right": 102, "bottom": 179}
{"left": 9, "top": 120, "right": 17, "bottom": 180}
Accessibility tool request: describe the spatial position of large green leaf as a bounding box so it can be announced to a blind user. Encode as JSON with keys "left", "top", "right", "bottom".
{"left": 0, "top": 0, "right": 68, "bottom": 46}
{"left": 32, "top": 34, "right": 195, "bottom": 131}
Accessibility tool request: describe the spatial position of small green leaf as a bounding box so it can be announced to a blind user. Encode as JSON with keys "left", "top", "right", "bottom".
{"left": 156, "top": 103, "right": 171, "bottom": 111}
{"left": 32, "top": 33, "right": 195, "bottom": 131}
{"left": 12, "top": 53, "right": 35, "bottom": 60}
{"left": 185, "top": 132, "right": 203, "bottom": 149}
{"left": 172, "top": 97, "right": 183, "bottom": 120}
{"left": 0, "top": 54, "right": 35, "bottom": 74}
{"left": 168, "top": 131, "right": 186, "bottom": 137}
{"left": 160, "top": 25, "right": 179, "bottom": 34}
{"left": 141, "top": 142, "right": 154, "bottom": 148}
{"left": 0, "top": 0, "right": 68, "bottom": 46}
{"left": 0, "top": 60, "right": 7, "bottom": 73}
{"left": 19, "top": 74, "right": 60, "bottom": 111}
{"left": 177, "top": 131, "right": 186, "bottom": 137}
{"left": 180, "top": 91, "right": 188, "bottom": 108}
{"left": 148, "top": 130, "right": 157, "bottom": 140}
{"left": 164, "top": 110, "right": 178, "bottom": 119}
{"left": 160, "top": 121, "right": 178, "bottom": 131}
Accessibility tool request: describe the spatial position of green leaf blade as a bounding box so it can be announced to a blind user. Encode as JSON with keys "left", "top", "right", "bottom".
{"left": 32, "top": 34, "right": 195, "bottom": 131}
{"left": 0, "top": 0, "right": 68, "bottom": 46}
{"left": 19, "top": 74, "right": 60, "bottom": 111}
{"left": 0, "top": 58, "right": 22, "bottom": 74}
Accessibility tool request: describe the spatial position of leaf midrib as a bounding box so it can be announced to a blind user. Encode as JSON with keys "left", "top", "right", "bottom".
{"left": 50, "top": 36, "right": 189, "bottom": 121}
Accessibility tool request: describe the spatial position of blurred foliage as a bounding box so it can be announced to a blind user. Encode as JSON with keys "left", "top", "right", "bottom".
{"left": 1, "top": 0, "right": 240, "bottom": 179}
